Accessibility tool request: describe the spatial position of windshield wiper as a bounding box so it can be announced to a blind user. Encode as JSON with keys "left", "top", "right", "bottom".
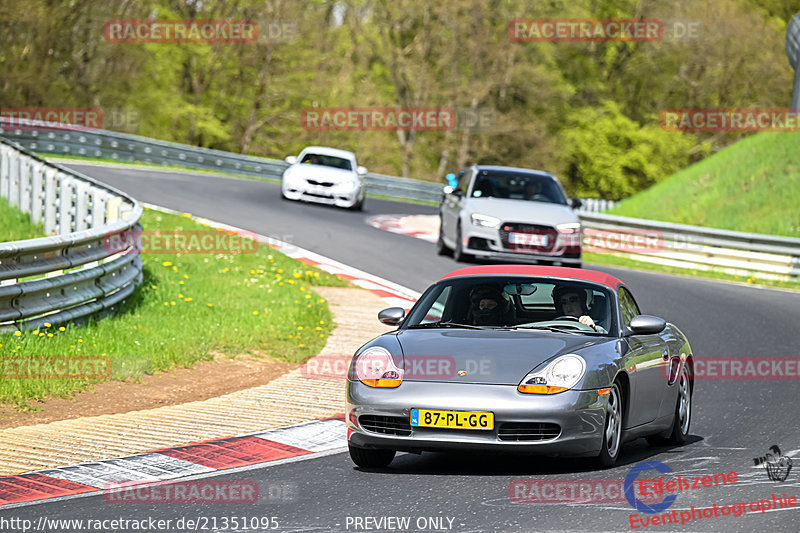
{"left": 508, "top": 325, "right": 592, "bottom": 335}
{"left": 408, "top": 321, "right": 487, "bottom": 330}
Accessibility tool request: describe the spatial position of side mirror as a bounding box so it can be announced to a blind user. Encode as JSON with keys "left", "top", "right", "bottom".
{"left": 442, "top": 185, "right": 454, "bottom": 195}
{"left": 378, "top": 307, "right": 406, "bottom": 326}
{"left": 570, "top": 198, "right": 583, "bottom": 209}
{"left": 285, "top": 156, "right": 297, "bottom": 165}
{"left": 625, "top": 315, "right": 666, "bottom": 336}
{"left": 357, "top": 166, "right": 368, "bottom": 176}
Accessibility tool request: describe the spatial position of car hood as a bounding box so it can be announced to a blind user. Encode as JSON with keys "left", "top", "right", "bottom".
{"left": 286, "top": 164, "right": 356, "bottom": 183}
{"left": 466, "top": 197, "right": 578, "bottom": 225}
{"left": 395, "top": 328, "right": 611, "bottom": 385}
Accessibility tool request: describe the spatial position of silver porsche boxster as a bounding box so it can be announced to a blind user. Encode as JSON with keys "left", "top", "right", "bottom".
{"left": 346, "top": 265, "right": 694, "bottom": 468}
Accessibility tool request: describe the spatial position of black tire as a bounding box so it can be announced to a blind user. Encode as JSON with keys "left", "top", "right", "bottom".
{"left": 350, "top": 198, "right": 364, "bottom": 211}
{"left": 597, "top": 381, "right": 624, "bottom": 468}
{"left": 453, "top": 224, "right": 470, "bottom": 262}
{"left": 646, "top": 363, "right": 692, "bottom": 447}
{"left": 348, "top": 444, "right": 396, "bottom": 468}
{"left": 667, "top": 363, "right": 691, "bottom": 444}
{"left": 436, "top": 218, "right": 450, "bottom": 256}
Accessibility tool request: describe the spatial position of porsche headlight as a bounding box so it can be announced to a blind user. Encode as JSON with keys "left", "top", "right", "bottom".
{"left": 518, "top": 354, "right": 586, "bottom": 394}
{"left": 471, "top": 213, "right": 501, "bottom": 228}
{"left": 348, "top": 346, "right": 403, "bottom": 388}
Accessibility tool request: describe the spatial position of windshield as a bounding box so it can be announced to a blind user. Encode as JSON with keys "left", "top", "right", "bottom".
{"left": 403, "top": 276, "right": 615, "bottom": 335}
{"left": 470, "top": 170, "right": 567, "bottom": 204}
{"left": 300, "top": 153, "right": 353, "bottom": 171}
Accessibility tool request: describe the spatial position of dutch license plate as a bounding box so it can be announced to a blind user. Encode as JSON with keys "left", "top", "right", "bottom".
{"left": 410, "top": 409, "right": 494, "bottom": 430}
{"left": 509, "top": 232, "right": 548, "bottom": 246}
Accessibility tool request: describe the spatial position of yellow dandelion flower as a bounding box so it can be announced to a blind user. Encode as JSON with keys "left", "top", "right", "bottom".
{"left": 256, "top": 269, "right": 264, "bottom": 274}
{"left": 47, "top": 333, "right": 53, "bottom": 338}
{"left": 151, "top": 285, "right": 157, "bottom": 289}
{"left": 184, "top": 297, "right": 192, "bottom": 302}
{"left": 297, "top": 326, "right": 304, "bottom": 330}
{"left": 305, "top": 270, "right": 312, "bottom": 276}
{"left": 183, "top": 274, "right": 188, "bottom": 279}
{"left": 164, "top": 302, "right": 169, "bottom": 306}
{"left": 44, "top": 322, "right": 52, "bottom": 328}
{"left": 315, "top": 327, "right": 322, "bottom": 331}
{"left": 170, "top": 301, "right": 176, "bottom": 306}
{"left": 222, "top": 267, "right": 230, "bottom": 273}
{"left": 59, "top": 326, "right": 66, "bottom": 332}
{"left": 293, "top": 272, "right": 302, "bottom": 278}
{"left": 208, "top": 303, "right": 213, "bottom": 307}
{"left": 178, "top": 294, "right": 184, "bottom": 298}
{"left": 305, "top": 294, "right": 312, "bottom": 299}
{"left": 179, "top": 280, "right": 184, "bottom": 285}
{"left": 172, "top": 266, "right": 178, "bottom": 272}
{"left": 299, "top": 344, "right": 305, "bottom": 347}
{"left": 277, "top": 268, "right": 283, "bottom": 273}
{"left": 14, "top": 331, "right": 21, "bottom": 337}
{"left": 253, "top": 311, "right": 259, "bottom": 315}
{"left": 39, "top": 332, "right": 45, "bottom": 337}
{"left": 33, "top": 330, "right": 39, "bottom": 335}
{"left": 319, "top": 320, "right": 325, "bottom": 324}
{"left": 299, "top": 286, "right": 306, "bottom": 291}
{"left": 78, "top": 339, "right": 83, "bottom": 343}
{"left": 70, "top": 345, "right": 75, "bottom": 349}
{"left": 162, "top": 261, "right": 172, "bottom": 267}
{"left": 250, "top": 269, "right": 256, "bottom": 274}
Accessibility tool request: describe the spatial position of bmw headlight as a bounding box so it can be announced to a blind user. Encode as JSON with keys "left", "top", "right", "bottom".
{"left": 470, "top": 213, "right": 501, "bottom": 228}
{"left": 518, "top": 354, "right": 586, "bottom": 394}
{"left": 336, "top": 180, "right": 358, "bottom": 192}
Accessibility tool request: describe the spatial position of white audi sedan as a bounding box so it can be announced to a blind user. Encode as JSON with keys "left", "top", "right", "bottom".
{"left": 281, "top": 146, "right": 367, "bottom": 210}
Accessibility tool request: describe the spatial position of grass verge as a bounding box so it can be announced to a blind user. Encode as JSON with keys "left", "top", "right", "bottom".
{"left": 608, "top": 132, "right": 800, "bottom": 237}
{"left": 0, "top": 200, "right": 45, "bottom": 241}
{"left": 0, "top": 207, "right": 348, "bottom": 409}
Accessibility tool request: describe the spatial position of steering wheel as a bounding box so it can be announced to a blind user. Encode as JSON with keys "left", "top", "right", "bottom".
{"left": 553, "top": 315, "right": 581, "bottom": 322}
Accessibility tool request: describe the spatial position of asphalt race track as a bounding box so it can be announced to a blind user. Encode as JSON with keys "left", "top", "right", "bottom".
{"left": 1, "top": 164, "right": 798, "bottom": 532}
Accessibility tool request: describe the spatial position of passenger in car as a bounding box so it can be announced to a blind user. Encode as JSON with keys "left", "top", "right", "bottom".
{"left": 469, "top": 286, "right": 516, "bottom": 326}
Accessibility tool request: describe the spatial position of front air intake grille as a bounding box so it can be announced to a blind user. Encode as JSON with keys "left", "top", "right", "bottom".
{"left": 359, "top": 415, "right": 412, "bottom": 436}
{"left": 497, "top": 422, "right": 561, "bottom": 441}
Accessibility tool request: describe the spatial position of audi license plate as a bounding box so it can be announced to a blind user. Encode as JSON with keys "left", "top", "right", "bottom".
{"left": 509, "top": 232, "right": 548, "bottom": 246}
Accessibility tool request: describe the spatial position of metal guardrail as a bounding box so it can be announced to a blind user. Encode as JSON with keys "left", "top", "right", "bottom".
{"left": 0, "top": 137, "right": 143, "bottom": 332}
{"left": 580, "top": 212, "right": 800, "bottom": 281}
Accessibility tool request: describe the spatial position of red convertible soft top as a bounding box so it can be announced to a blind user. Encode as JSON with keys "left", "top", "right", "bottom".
{"left": 438, "top": 265, "right": 624, "bottom": 289}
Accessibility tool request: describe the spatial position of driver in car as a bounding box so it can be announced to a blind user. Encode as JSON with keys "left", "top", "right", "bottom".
{"left": 552, "top": 286, "right": 606, "bottom": 333}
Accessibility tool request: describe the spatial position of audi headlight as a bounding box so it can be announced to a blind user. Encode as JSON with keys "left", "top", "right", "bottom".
{"left": 348, "top": 346, "right": 403, "bottom": 388}
{"left": 557, "top": 222, "right": 581, "bottom": 234}
{"left": 518, "top": 354, "right": 586, "bottom": 394}
{"left": 471, "top": 213, "right": 501, "bottom": 228}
